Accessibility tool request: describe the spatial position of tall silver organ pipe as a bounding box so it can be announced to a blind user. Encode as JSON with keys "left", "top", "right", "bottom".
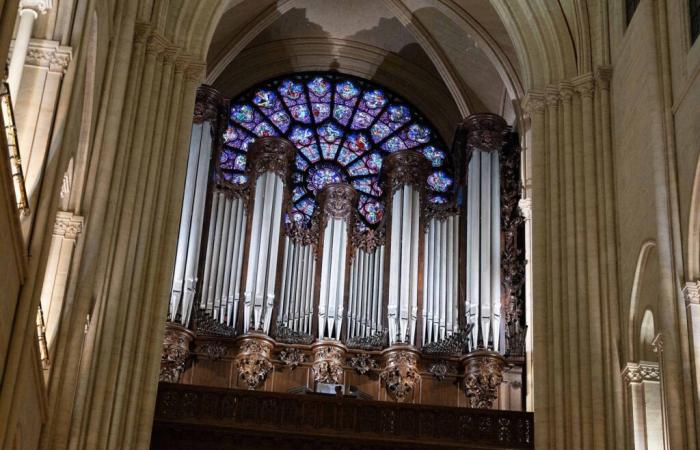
{"left": 348, "top": 246, "right": 384, "bottom": 339}
{"left": 463, "top": 113, "right": 506, "bottom": 352}
{"left": 316, "top": 183, "right": 357, "bottom": 340}
{"left": 200, "top": 191, "right": 247, "bottom": 327}
{"left": 384, "top": 150, "right": 430, "bottom": 346}
{"left": 278, "top": 237, "right": 316, "bottom": 334}
{"left": 422, "top": 214, "right": 459, "bottom": 345}
{"left": 242, "top": 138, "right": 294, "bottom": 334}
{"left": 169, "top": 87, "right": 224, "bottom": 327}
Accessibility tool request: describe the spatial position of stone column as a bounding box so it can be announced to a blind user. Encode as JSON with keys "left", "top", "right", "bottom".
{"left": 7, "top": 0, "right": 53, "bottom": 103}
{"left": 683, "top": 281, "right": 700, "bottom": 432}
{"left": 622, "top": 362, "right": 665, "bottom": 450}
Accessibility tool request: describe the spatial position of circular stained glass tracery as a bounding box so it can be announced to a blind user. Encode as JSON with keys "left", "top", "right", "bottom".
{"left": 219, "top": 72, "right": 454, "bottom": 233}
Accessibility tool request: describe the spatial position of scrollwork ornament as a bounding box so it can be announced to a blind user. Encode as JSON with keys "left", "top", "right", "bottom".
{"left": 197, "top": 341, "right": 227, "bottom": 361}
{"left": 311, "top": 342, "right": 346, "bottom": 384}
{"left": 234, "top": 334, "right": 274, "bottom": 390}
{"left": 160, "top": 324, "right": 194, "bottom": 383}
{"left": 348, "top": 353, "right": 378, "bottom": 375}
{"left": 462, "top": 350, "right": 505, "bottom": 409}
{"left": 245, "top": 137, "right": 295, "bottom": 188}
{"left": 279, "top": 347, "right": 306, "bottom": 370}
{"left": 429, "top": 360, "right": 452, "bottom": 381}
{"left": 380, "top": 348, "right": 421, "bottom": 402}
{"left": 462, "top": 113, "right": 508, "bottom": 153}
{"left": 351, "top": 224, "right": 385, "bottom": 253}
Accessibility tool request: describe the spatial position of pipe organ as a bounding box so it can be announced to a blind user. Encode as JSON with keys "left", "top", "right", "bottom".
{"left": 164, "top": 81, "right": 525, "bottom": 410}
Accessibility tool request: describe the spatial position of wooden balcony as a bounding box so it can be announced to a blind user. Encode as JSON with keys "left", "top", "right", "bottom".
{"left": 151, "top": 382, "right": 534, "bottom": 450}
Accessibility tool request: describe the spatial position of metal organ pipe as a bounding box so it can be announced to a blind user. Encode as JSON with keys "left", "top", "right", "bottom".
{"left": 242, "top": 137, "right": 294, "bottom": 334}
{"left": 348, "top": 246, "right": 385, "bottom": 339}
{"left": 317, "top": 183, "right": 356, "bottom": 340}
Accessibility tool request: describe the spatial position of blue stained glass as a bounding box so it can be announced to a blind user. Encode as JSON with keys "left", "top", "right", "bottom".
{"left": 292, "top": 186, "right": 306, "bottom": 202}
{"left": 333, "top": 105, "right": 353, "bottom": 124}
{"left": 307, "top": 164, "right": 344, "bottom": 193}
{"left": 351, "top": 111, "right": 373, "bottom": 130}
{"left": 231, "top": 104, "right": 254, "bottom": 123}
{"left": 359, "top": 196, "right": 384, "bottom": 224}
{"left": 253, "top": 122, "right": 277, "bottom": 137}
{"left": 311, "top": 103, "right": 330, "bottom": 122}
{"left": 336, "top": 80, "right": 360, "bottom": 100}
{"left": 308, "top": 77, "right": 331, "bottom": 97}
{"left": 270, "top": 111, "right": 290, "bottom": 132}
{"left": 278, "top": 80, "right": 304, "bottom": 100}
{"left": 356, "top": 220, "right": 369, "bottom": 232}
{"left": 370, "top": 122, "right": 391, "bottom": 142}
{"left": 427, "top": 171, "right": 453, "bottom": 192}
{"left": 406, "top": 124, "right": 431, "bottom": 143}
{"left": 422, "top": 146, "right": 445, "bottom": 167}
{"left": 362, "top": 90, "right": 387, "bottom": 109}
{"left": 295, "top": 155, "right": 309, "bottom": 171}
{"left": 300, "top": 144, "right": 320, "bottom": 162}
{"left": 382, "top": 136, "right": 407, "bottom": 152}
{"left": 290, "top": 105, "right": 311, "bottom": 123}
{"left": 253, "top": 89, "right": 277, "bottom": 109}
{"left": 290, "top": 126, "right": 314, "bottom": 146}
{"left": 234, "top": 154, "right": 246, "bottom": 171}
{"left": 352, "top": 178, "right": 382, "bottom": 197}
{"left": 225, "top": 73, "right": 451, "bottom": 231}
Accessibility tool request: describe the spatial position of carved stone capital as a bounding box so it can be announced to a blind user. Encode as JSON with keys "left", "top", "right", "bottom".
{"left": 382, "top": 150, "right": 430, "bottom": 194}
{"left": 545, "top": 88, "right": 560, "bottom": 107}
{"left": 11, "top": 39, "right": 72, "bottom": 74}
{"left": 683, "top": 281, "right": 700, "bottom": 305}
{"left": 461, "top": 350, "right": 505, "bottom": 409}
{"left": 193, "top": 85, "right": 225, "bottom": 124}
{"left": 380, "top": 347, "right": 420, "bottom": 402}
{"left": 318, "top": 182, "right": 358, "bottom": 220}
{"left": 246, "top": 137, "right": 295, "bottom": 186}
{"left": 461, "top": 113, "right": 508, "bottom": 156}
{"left": 19, "top": 0, "right": 52, "bottom": 14}
{"left": 159, "top": 323, "right": 194, "bottom": 383}
{"left": 53, "top": 211, "right": 83, "bottom": 239}
{"left": 311, "top": 341, "right": 346, "bottom": 384}
{"left": 521, "top": 93, "right": 546, "bottom": 116}
{"left": 652, "top": 333, "right": 664, "bottom": 355}
{"left": 559, "top": 82, "right": 575, "bottom": 103}
{"left": 234, "top": 333, "right": 274, "bottom": 390}
{"left": 622, "top": 361, "right": 661, "bottom": 384}
{"left": 574, "top": 77, "right": 596, "bottom": 98}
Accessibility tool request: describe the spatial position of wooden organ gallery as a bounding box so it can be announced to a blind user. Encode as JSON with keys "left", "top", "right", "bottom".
{"left": 161, "top": 76, "right": 527, "bottom": 413}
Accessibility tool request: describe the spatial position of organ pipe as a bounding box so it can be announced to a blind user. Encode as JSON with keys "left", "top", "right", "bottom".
{"left": 278, "top": 237, "right": 316, "bottom": 334}
{"left": 169, "top": 87, "right": 225, "bottom": 327}
{"left": 383, "top": 150, "right": 430, "bottom": 346}
{"left": 242, "top": 137, "right": 295, "bottom": 334}
{"left": 348, "top": 246, "right": 385, "bottom": 339}
{"left": 316, "top": 183, "right": 357, "bottom": 340}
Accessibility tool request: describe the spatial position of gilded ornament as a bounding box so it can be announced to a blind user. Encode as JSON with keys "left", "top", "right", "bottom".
{"left": 461, "top": 350, "right": 505, "bottom": 409}
{"left": 380, "top": 348, "right": 420, "bottom": 402}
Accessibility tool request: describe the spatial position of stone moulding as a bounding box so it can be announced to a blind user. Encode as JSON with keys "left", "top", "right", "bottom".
{"left": 234, "top": 333, "right": 275, "bottom": 390}
{"left": 380, "top": 346, "right": 421, "bottom": 402}
{"left": 311, "top": 340, "right": 346, "bottom": 384}
{"left": 160, "top": 323, "right": 195, "bottom": 383}
{"left": 461, "top": 349, "right": 505, "bottom": 409}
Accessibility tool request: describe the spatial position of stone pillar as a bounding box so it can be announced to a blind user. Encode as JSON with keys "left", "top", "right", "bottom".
{"left": 38, "top": 210, "right": 83, "bottom": 367}
{"left": 7, "top": 0, "right": 53, "bottom": 103}
{"left": 622, "top": 362, "right": 665, "bottom": 450}
{"left": 683, "top": 281, "right": 700, "bottom": 424}
{"left": 383, "top": 150, "right": 430, "bottom": 346}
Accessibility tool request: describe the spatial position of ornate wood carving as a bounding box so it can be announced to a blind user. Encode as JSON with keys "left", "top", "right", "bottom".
{"left": 348, "top": 352, "right": 378, "bottom": 375}
{"left": 382, "top": 150, "right": 431, "bottom": 194}
{"left": 311, "top": 341, "right": 346, "bottom": 384}
{"left": 422, "top": 326, "right": 471, "bottom": 356}
{"left": 245, "top": 137, "right": 295, "bottom": 187}
{"left": 462, "top": 113, "right": 508, "bottom": 154}
{"left": 196, "top": 341, "right": 228, "bottom": 361}
{"left": 424, "top": 200, "right": 459, "bottom": 229}
{"left": 160, "top": 324, "right": 194, "bottom": 383}
{"left": 351, "top": 224, "right": 385, "bottom": 253}
{"left": 153, "top": 383, "right": 535, "bottom": 449}
{"left": 380, "top": 347, "right": 420, "bottom": 402}
{"left": 461, "top": 350, "right": 505, "bottom": 409}
{"left": 279, "top": 347, "right": 306, "bottom": 370}
{"left": 500, "top": 133, "right": 527, "bottom": 357}
{"left": 193, "top": 85, "right": 225, "bottom": 124}
{"left": 234, "top": 334, "right": 274, "bottom": 390}
{"left": 318, "top": 182, "right": 358, "bottom": 220}
{"left": 429, "top": 360, "right": 454, "bottom": 382}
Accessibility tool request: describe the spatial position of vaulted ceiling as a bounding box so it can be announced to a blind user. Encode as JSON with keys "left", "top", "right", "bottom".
{"left": 203, "top": 0, "right": 524, "bottom": 141}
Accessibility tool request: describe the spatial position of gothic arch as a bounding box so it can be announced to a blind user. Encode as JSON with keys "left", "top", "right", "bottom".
{"left": 687, "top": 153, "right": 700, "bottom": 280}
{"left": 627, "top": 240, "right": 659, "bottom": 362}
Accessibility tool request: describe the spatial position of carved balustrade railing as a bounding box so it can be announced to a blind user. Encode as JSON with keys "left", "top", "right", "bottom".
{"left": 152, "top": 382, "right": 534, "bottom": 450}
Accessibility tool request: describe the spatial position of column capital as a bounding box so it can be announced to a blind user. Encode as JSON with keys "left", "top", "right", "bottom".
{"left": 53, "top": 211, "right": 83, "bottom": 239}
{"left": 521, "top": 92, "right": 546, "bottom": 116}
{"left": 622, "top": 361, "right": 661, "bottom": 384}
{"left": 683, "top": 281, "right": 700, "bottom": 305}
{"left": 19, "top": 0, "right": 52, "bottom": 15}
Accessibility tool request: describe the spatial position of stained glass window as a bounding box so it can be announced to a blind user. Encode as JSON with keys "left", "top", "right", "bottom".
{"left": 219, "top": 72, "right": 454, "bottom": 234}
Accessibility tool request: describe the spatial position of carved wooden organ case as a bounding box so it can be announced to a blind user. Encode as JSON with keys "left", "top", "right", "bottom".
{"left": 163, "top": 76, "right": 526, "bottom": 410}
